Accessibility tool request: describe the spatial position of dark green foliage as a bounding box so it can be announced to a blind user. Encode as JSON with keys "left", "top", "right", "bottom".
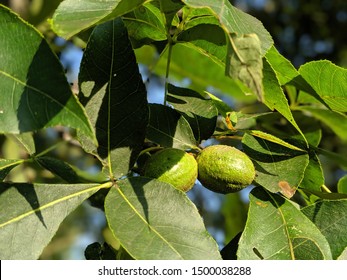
{"left": 0, "top": 0, "right": 346, "bottom": 260}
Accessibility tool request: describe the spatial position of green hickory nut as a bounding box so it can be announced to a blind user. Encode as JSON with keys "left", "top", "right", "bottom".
{"left": 197, "top": 145, "right": 255, "bottom": 194}
{"left": 143, "top": 148, "right": 198, "bottom": 192}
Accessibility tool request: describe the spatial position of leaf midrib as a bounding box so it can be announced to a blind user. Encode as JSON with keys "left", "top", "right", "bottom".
{"left": 0, "top": 183, "right": 110, "bottom": 228}
{"left": 115, "top": 187, "right": 184, "bottom": 259}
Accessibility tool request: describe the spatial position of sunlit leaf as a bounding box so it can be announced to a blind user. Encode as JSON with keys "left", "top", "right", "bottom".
{"left": 238, "top": 187, "right": 332, "bottom": 260}
{"left": 0, "top": 6, "right": 95, "bottom": 141}
{"left": 181, "top": 0, "right": 273, "bottom": 55}
{"left": 105, "top": 177, "right": 222, "bottom": 260}
{"left": 299, "top": 60, "right": 347, "bottom": 113}
{"left": 0, "top": 159, "right": 25, "bottom": 181}
{"left": 338, "top": 175, "right": 347, "bottom": 194}
{"left": 263, "top": 58, "right": 307, "bottom": 142}
{"left": 0, "top": 182, "right": 111, "bottom": 259}
{"left": 51, "top": 0, "right": 147, "bottom": 38}
{"left": 8, "top": 133, "right": 36, "bottom": 155}
{"left": 123, "top": 2, "right": 167, "bottom": 48}
{"left": 136, "top": 44, "right": 255, "bottom": 101}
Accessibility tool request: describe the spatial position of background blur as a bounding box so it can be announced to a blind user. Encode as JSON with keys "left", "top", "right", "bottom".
{"left": 1, "top": 0, "right": 346, "bottom": 259}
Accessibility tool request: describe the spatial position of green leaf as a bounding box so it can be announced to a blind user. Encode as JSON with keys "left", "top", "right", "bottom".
{"left": 338, "top": 175, "right": 347, "bottom": 194}
{"left": 299, "top": 60, "right": 347, "bottom": 113}
{"left": 0, "top": 182, "right": 111, "bottom": 259}
{"left": 36, "top": 156, "right": 108, "bottom": 183}
{"left": 167, "top": 84, "right": 218, "bottom": 142}
{"left": 105, "top": 177, "right": 221, "bottom": 260}
{"left": 177, "top": 22, "right": 226, "bottom": 66}
{"left": 158, "top": 0, "right": 184, "bottom": 29}
{"left": 248, "top": 130, "right": 305, "bottom": 152}
{"left": 338, "top": 248, "right": 347, "bottom": 260}
{"left": 136, "top": 44, "right": 255, "bottom": 102}
{"left": 265, "top": 46, "right": 313, "bottom": 91}
{"left": 8, "top": 133, "right": 36, "bottom": 155}
{"left": 237, "top": 187, "right": 332, "bottom": 260}
{"left": 181, "top": 0, "right": 273, "bottom": 55}
{"left": 0, "top": 159, "right": 25, "bottom": 181}
{"left": 146, "top": 104, "right": 197, "bottom": 149}
{"left": 296, "top": 106, "right": 347, "bottom": 142}
{"left": 242, "top": 133, "right": 309, "bottom": 193}
{"left": 299, "top": 152, "right": 324, "bottom": 192}
{"left": 0, "top": 5, "right": 95, "bottom": 141}
{"left": 123, "top": 2, "right": 167, "bottom": 48}
{"left": 51, "top": 0, "right": 147, "bottom": 38}
{"left": 263, "top": 58, "right": 307, "bottom": 142}
{"left": 302, "top": 199, "right": 347, "bottom": 260}
{"left": 78, "top": 18, "right": 148, "bottom": 179}
{"left": 226, "top": 33, "right": 264, "bottom": 101}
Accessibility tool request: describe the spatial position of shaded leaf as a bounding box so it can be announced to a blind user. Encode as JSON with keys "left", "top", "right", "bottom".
{"left": 242, "top": 133, "right": 309, "bottom": 193}
{"left": 237, "top": 187, "right": 332, "bottom": 260}
{"left": 0, "top": 159, "right": 25, "bottom": 181}
{"left": 167, "top": 84, "right": 218, "bottom": 141}
{"left": 51, "top": 0, "right": 147, "bottom": 38}
{"left": 220, "top": 232, "right": 242, "bottom": 260}
{"left": 158, "top": 0, "right": 184, "bottom": 29}
{"left": 299, "top": 60, "right": 347, "bottom": 113}
{"left": 0, "top": 6, "right": 95, "bottom": 141}
{"left": 84, "top": 242, "right": 131, "bottom": 260}
{"left": 302, "top": 199, "right": 347, "bottom": 260}
{"left": 78, "top": 18, "right": 148, "bottom": 179}
{"left": 36, "top": 156, "right": 108, "bottom": 183}
{"left": 105, "top": 176, "right": 221, "bottom": 260}
{"left": 226, "top": 33, "right": 263, "bottom": 101}
{"left": 146, "top": 104, "right": 197, "bottom": 149}
{"left": 0, "top": 182, "right": 111, "bottom": 259}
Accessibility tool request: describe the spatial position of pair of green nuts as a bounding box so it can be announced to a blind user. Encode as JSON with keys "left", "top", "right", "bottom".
{"left": 143, "top": 145, "right": 256, "bottom": 194}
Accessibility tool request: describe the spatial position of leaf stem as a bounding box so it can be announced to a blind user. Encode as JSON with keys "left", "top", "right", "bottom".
{"left": 34, "top": 141, "right": 64, "bottom": 158}
{"left": 164, "top": 41, "right": 174, "bottom": 105}
{"left": 321, "top": 184, "right": 332, "bottom": 193}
